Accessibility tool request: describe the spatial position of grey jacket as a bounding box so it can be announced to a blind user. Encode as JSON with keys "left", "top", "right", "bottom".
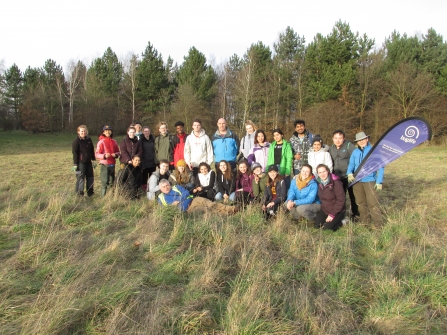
{"left": 329, "top": 140, "right": 355, "bottom": 179}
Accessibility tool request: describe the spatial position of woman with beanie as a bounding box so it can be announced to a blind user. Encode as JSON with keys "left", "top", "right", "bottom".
{"left": 170, "top": 159, "right": 195, "bottom": 191}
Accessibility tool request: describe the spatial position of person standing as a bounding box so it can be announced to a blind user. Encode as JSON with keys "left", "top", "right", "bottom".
{"left": 329, "top": 130, "right": 359, "bottom": 219}
{"left": 172, "top": 121, "right": 188, "bottom": 167}
{"left": 347, "top": 132, "right": 384, "bottom": 226}
{"left": 239, "top": 120, "right": 257, "bottom": 160}
{"left": 140, "top": 126, "right": 157, "bottom": 190}
{"left": 212, "top": 118, "right": 239, "bottom": 170}
{"left": 184, "top": 119, "right": 213, "bottom": 176}
{"left": 307, "top": 135, "right": 333, "bottom": 177}
{"left": 133, "top": 122, "right": 143, "bottom": 140}
{"left": 154, "top": 122, "right": 174, "bottom": 169}
{"left": 267, "top": 129, "right": 293, "bottom": 189}
{"left": 289, "top": 119, "right": 314, "bottom": 176}
{"left": 95, "top": 125, "right": 120, "bottom": 197}
{"left": 72, "top": 125, "right": 96, "bottom": 196}
{"left": 120, "top": 126, "right": 143, "bottom": 167}
{"left": 247, "top": 130, "right": 270, "bottom": 172}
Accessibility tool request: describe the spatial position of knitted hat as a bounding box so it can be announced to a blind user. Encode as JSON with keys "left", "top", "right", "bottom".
{"left": 251, "top": 162, "right": 262, "bottom": 172}
{"left": 176, "top": 159, "right": 187, "bottom": 167}
{"left": 312, "top": 135, "right": 323, "bottom": 146}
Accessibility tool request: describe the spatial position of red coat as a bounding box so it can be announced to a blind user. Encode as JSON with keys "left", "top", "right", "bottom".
{"left": 172, "top": 133, "right": 188, "bottom": 166}
{"left": 95, "top": 135, "right": 120, "bottom": 165}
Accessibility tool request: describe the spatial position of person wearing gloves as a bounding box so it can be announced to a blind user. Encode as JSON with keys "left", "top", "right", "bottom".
{"left": 72, "top": 125, "right": 96, "bottom": 196}
{"left": 347, "top": 132, "right": 384, "bottom": 226}
{"left": 95, "top": 125, "right": 120, "bottom": 197}
{"left": 307, "top": 135, "right": 333, "bottom": 177}
{"left": 184, "top": 119, "right": 213, "bottom": 176}
{"left": 314, "top": 164, "right": 346, "bottom": 231}
{"left": 285, "top": 164, "right": 320, "bottom": 222}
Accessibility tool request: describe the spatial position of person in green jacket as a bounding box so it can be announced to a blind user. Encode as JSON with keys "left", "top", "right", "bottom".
{"left": 251, "top": 162, "right": 267, "bottom": 200}
{"left": 267, "top": 128, "right": 293, "bottom": 189}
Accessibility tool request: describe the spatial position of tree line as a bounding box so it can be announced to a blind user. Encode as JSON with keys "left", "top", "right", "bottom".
{"left": 1, "top": 21, "right": 446, "bottom": 142}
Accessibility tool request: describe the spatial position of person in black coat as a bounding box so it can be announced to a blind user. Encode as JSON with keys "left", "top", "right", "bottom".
{"left": 118, "top": 156, "right": 142, "bottom": 200}
{"left": 215, "top": 160, "right": 236, "bottom": 202}
{"left": 120, "top": 126, "right": 143, "bottom": 166}
{"left": 72, "top": 125, "right": 96, "bottom": 196}
{"left": 263, "top": 165, "right": 287, "bottom": 218}
{"left": 192, "top": 162, "right": 216, "bottom": 201}
{"left": 140, "top": 126, "right": 157, "bottom": 190}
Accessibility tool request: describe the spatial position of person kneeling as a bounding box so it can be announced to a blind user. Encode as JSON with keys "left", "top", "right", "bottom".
{"left": 262, "top": 165, "right": 287, "bottom": 218}
{"left": 157, "top": 179, "right": 236, "bottom": 215}
{"left": 117, "top": 156, "right": 142, "bottom": 199}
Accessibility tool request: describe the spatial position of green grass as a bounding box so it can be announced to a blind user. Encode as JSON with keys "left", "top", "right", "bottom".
{"left": 0, "top": 132, "right": 446, "bottom": 334}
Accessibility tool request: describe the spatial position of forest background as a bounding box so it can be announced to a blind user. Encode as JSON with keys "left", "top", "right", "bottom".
{"left": 1, "top": 22, "right": 447, "bottom": 142}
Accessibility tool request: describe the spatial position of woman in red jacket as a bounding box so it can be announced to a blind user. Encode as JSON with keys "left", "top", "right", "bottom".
{"left": 95, "top": 125, "right": 120, "bottom": 197}
{"left": 314, "top": 164, "right": 346, "bottom": 231}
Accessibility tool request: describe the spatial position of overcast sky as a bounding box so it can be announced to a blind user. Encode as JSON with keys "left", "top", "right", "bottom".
{"left": 2, "top": 0, "right": 446, "bottom": 73}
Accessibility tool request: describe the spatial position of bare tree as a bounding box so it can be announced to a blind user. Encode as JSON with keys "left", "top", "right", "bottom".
{"left": 66, "top": 60, "right": 86, "bottom": 125}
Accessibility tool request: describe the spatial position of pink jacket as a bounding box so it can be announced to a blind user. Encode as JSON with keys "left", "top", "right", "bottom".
{"left": 95, "top": 135, "right": 120, "bottom": 165}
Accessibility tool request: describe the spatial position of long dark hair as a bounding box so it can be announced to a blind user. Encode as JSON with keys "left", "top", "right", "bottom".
{"left": 254, "top": 130, "right": 267, "bottom": 145}
{"left": 266, "top": 170, "right": 283, "bottom": 187}
{"left": 236, "top": 160, "right": 251, "bottom": 179}
{"left": 218, "top": 160, "right": 233, "bottom": 180}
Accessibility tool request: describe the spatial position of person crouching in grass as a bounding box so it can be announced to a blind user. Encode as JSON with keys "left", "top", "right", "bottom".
{"left": 262, "top": 165, "right": 287, "bottom": 218}
{"left": 117, "top": 156, "right": 142, "bottom": 200}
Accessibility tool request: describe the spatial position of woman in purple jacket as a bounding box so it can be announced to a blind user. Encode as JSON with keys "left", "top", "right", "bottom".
{"left": 235, "top": 159, "right": 254, "bottom": 205}
{"left": 247, "top": 130, "right": 270, "bottom": 172}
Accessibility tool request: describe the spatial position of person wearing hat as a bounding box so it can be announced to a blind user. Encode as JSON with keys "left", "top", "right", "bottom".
{"left": 267, "top": 128, "right": 293, "bottom": 189}
{"left": 262, "top": 164, "right": 287, "bottom": 218}
{"left": 95, "top": 125, "right": 120, "bottom": 197}
{"left": 251, "top": 162, "right": 267, "bottom": 200}
{"left": 347, "top": 131, "right": 384, "bottom": 226}
{"left": 170, "top": 159, "right": 195, "bottom": 192}
{"left": 307, "top": 134, "right": 333, "bottom": 177}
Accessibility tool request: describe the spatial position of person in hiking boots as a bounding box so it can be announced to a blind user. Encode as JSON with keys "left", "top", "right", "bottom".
{"left": 72, "top": 125, "right": 96, "bottom": 196}
{"left": 95, "top": 125, "right": 120, "bottom": 197}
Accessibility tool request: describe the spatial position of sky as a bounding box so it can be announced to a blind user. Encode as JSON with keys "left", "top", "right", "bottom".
{"left": 2, "top": 0, "right": 446, "bottom": 74}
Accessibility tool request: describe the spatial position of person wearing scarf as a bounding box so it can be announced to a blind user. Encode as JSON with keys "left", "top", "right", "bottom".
{"left": 285, "top": 164, "right": 320, "bottom": 221}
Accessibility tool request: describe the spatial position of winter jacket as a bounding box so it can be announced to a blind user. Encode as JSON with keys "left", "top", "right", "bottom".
{"left": 194, "top": 170, "right": 216, "bottom": 198}
{"left": 286, "top": 177, "right": 320, "bottom": 206}
{"left": 267, "top": 140, "right": 293, "bottom": 176}
{"left": 236, "top": 173, "right": 254, "bottom": 195}
{"left": 140, "top": 134, "right": 157, "bottom": 169}
{"left": 158, "top": 185, "right": 192, "bottom": 212}
{"left": 317, "top": 174, "right": 346, "bottom": 218}
{"left": 155, "top": 133, "right": 174, "bottom": 164}
{"left": 172, "top": 133, "right": 188, "bottom": 166}
{"left": 289, "top": 130, "right": 314, "bottom": 171}
{"left": 347, "top": 143, "right": 384, "bottom": 184}
{"left": 252, "top": 173, "right": 267, "bottom": 198}
{"left": 95, "top": 135, "right": 120, "bottom": 165}
{"left": 240, "top": 133, "right": 255, "bottom": 158}
{"left": 247, "top": 143, "right": 270, "bottom": 172}
{"left": 147, "top": 169, "right": 172, "bottom": 200}
{"left": 308, "top": 145, "right": 333, "bottom": 177}
{"left": 329, "top": 140, "right": 355, "bottom": 179}
{"left": 212, "top": 128, "right": 239, "bottom": 163}
{"left": 264, "top": 179, "right": 287, "bottom": 206}
{"left": 184, "top": 129, "right": 214, "bottom": 167}
{"left": 72, "top": 136, "right": 95, "bottom": 165}
{"left": 216, "top": 170, "right": 236, "bottom": 196}
{"left": 120, "top": 135, "right": 143, "bottom": 164}
{"left": 117, "top": 165, "right": 142, "bottom": 199}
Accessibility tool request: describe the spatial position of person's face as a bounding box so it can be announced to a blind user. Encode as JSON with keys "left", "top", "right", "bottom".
{"left": 134, "top": 124, "right": 142, "bottom": 133}
{"left": 332, "top": 133, "right": 344, "bottom": 148}
{"left": 217, "top": 119, "right": 226, "bottom": 132}
{"left": 317, "top": 167, "right": 329, "bottom": 181}
{"left": 295, "top": 123, "right": 305, "bottom": 134}
{"left": 160, "top": 183, "right": 171, "bottom": 194}
{"left": 78, "top": 128, "right": 87, "bottom": 138}
{"left": 177, "top": 166, "right": 185, "bottom": 173}
{"left": 200, "top": 165, "right": 209, "bottom": 175}
{"left": 246, "top": 125, "right": 254, "bottom": 134}
{"left": 268, "top": 170, "right": 278, "bottom": 180}
{"left": 238, "top": 163, "right": 247, "bottom": 174}
{"left": 159, "top": 125, "right": 167, "bottom": 135}
{"left": 176, "top": 125, "right": 184, "bottom": 135}
{"left": 253, "top": 167, "right": 262, "bottom": 175}
{"left": 219, "top": 162, "right": 227, "bottom": 172}
{"left": 256, "top": 132, "right": 265, "bottom": 143}
{"left": 128, "top": 128, "right": 136, "bottom": 138}
{"left": 143, "top": 128, "right": 151, "bottom": 138}
{"left": 313, "top": 142, "right": 322, "bottom": 151}
{"left": 104, "top": 129, "right": 112, "bottom": 137}
{"left": 357, "top": 137, "right": 368, "bottom": 149}
{"left": 159, "top": 163, "right": 169, "bottom": 174}
{"left": 300, "top": 166, "right": 312, "bottom": 179}
{"left": 192, "top": 122, "right": 201, "bottom": 132}
{"left": 132, "top": 157, "right": 141, "bottom": 167}
{"left": 273, "top": 132, "right": 283, "bottom": 142}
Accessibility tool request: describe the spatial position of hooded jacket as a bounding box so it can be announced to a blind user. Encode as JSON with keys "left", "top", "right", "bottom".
{"left": 308, "top": 144, "right": 333, "bottom": 176}
{"left": 184, "top": 129, "right": 213, "bottom": 167}
{"left": 266, "top": 140, "right": 293, "bottom": 176}
{"left": 247, "top": 143, "right": 270, "bottom": 172}
{"left": 72, "top": 136, "right": 95, "bottom": 164}
{"left": 95, "top": 135, "right": 120, "bottom": 165}
{"left": 286, "top": 176, "right": 320, "bottom": 206}
{"left": 240, "top": 133, "right": 255, "bottom": 158}
{"left": 212, "top": 128, "right": 239, "bottom": 163}
{"left": 316, "top": 173, "right": 345, "bottom": 218}
{"left": 172, "top": 133, "right": 188, "bottom": 166}
{"left": 347, "top": 143, "right": 384, "bottom": 184}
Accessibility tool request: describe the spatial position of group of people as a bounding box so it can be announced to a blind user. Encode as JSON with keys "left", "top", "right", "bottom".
{"left": 72, "top": 118, "right": 384, "bottom": 229}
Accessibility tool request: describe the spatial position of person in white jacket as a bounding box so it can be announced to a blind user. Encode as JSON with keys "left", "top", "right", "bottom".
{"left": 308, "top": 135, "right": 333, "bottom": 177}
{"left": 184, "top": 119, "right": 214, "bottom": 176}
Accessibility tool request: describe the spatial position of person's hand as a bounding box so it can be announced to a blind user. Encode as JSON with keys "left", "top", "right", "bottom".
{"left": 105, "top": 153, "right": 111, "bottom": 158}
{"left": 111, "top": 153, "right": 116, "bottom": 157}
{"left": 71, "top": 165, "right": 77, "bottom": 172}
{"left": 326, "top": 215, "right": 334, "bottom": 222}
{"left": 188, "top": 163, "right": 193, "bottom": 170}
{"left": 348, "top": 174, "right": 355, "bottom": 183}
{"left": 286, "top": 200, "right": 294, "bottom": 210}
{"left": 262, "top": 205, "right": 266, "bottom": 211}
{"left": 375, "top": 184, "right": 382, "bottom": 191}
{"left": 223, "top": 194, "right": 229, "bottom": 200}
{"left": 172, "top": 200, "right": 180, "bottom": 206}
{"left": 254, "top": 175, "right": 259, "bottom": 183}
{"left": 192, "top": 188, "right": 197, "bottom": 193}
{"left": 197, "top": 187, "right": 202, "bottom": 192}
{"left": 266, "top": 202, "right": 274, "bottom": 208}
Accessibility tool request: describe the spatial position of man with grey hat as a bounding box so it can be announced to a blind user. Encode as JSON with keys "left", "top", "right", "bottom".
{"left": 347, "top": 132, "right": 384, "bottom": 226}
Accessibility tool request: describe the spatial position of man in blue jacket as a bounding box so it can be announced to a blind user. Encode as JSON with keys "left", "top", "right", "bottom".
{"left": 347, "top": 132, "right": 384, "bottom": 226}
{"left": 212, "top": 118, "right": 239, "bottom": 170}
{"left": 157, "top": 179, "right": 237, "bottom": 215}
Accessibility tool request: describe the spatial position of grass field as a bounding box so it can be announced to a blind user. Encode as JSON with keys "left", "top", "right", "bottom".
{"left": 0, "top": 131, "right": 446, "bottom": 334}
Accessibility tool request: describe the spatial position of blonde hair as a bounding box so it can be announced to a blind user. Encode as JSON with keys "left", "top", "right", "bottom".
{"left": 77, "top": 125, "right": 88, "bottom": 133}
{"left": 245, "top": 120, "right": 257, "bottom": 131}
